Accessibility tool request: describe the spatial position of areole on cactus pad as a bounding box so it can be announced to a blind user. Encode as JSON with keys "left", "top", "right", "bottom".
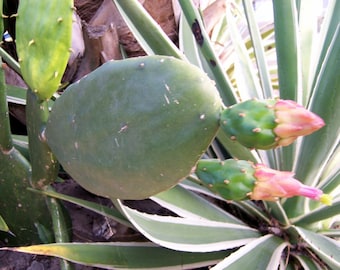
{"left": 46, "top": 56, "right": 223, "bottom": 199}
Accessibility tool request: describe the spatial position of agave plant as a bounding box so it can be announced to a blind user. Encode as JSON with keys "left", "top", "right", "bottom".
{"left": 1, "top": 0, "right": 339, "bottom": 269}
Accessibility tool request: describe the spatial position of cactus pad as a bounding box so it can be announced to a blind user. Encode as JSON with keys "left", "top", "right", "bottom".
{"left": 16, "top": 0, "right": 73, "bottom": 101}
{"left": 220, "top": 99, "right": 277, "bottom": 149}
{"left": 46, "top": 56, "right": 222, "bottom": 199}
{"left": 196, "top": 159, "right": 256, "bottom": 201}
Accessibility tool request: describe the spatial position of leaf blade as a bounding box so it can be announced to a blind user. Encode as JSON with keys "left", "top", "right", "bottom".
{"left": 116, "top": 200, "right": 260, "bottom": 252}
{"left": 211, "top": 235, "right": 287, "bottom": 270}
{"left": 1, "top": 242, "right": 228, "bottom": 269}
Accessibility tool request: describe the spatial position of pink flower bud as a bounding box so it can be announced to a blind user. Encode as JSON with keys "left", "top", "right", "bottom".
{"left": 274, "top": 100, "right": 325, "bottom": 147}
{"left": 249, "top": 164, "right": 331, "bottom": 205}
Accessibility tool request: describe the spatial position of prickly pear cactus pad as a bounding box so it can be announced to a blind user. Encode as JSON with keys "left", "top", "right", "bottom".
{"left": 46, "top": 56, "right": 222, "bottom": 199}
{"left": 16, "top": 0, "right": 73, "bottom": 101}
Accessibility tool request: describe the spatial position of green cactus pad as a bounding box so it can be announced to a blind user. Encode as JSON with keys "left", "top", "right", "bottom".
{"left": 220, "top": 99, "right": 278, "bottom": 150}
{"left": 16, "top": 0, "right": 73, "bottom": 101}
{"left": 196, "top": 159, "right": 256, "bottom": 201}
{"left": 46, "top": 56, "right": 222, "bottom": 199}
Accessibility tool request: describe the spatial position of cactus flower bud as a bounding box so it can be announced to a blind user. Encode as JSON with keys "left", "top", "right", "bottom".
{"left": 250, "top": 164, "right": 331, "bottom": 205}
{"left": 273, "top": 100, "right": 325, "bottom": 146}
{"left": 196, "top": 159, "right": 331, "bottom": 205}
{"left": 220, "top": 99, "right": 325, "bottom": 150}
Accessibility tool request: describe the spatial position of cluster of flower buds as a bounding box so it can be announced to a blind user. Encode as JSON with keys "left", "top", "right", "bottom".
{"left": 197, "top": 100, "right": 330, "bottom": 204}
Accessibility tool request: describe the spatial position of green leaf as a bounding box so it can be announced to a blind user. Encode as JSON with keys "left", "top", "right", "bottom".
{"left": 273, "top": 0, "right": 300, "bottom": 101}
{"left": 293, "top": 199, "right": 340, "bottom": 226}
{"left": 297, "top": 0, "right": 319, "bottom": 104}
{"left": 29, "top": 188, "right": 132, "bottom": 228}
{"left": 211, "top": 235, "right": 287, "bottom": 270}
{"left": 46, "top": 186, "right": 75, "bottom": 270}
{"left": 6, "top": 85, "right": 27, "bottom": 105}
{"left": 272, "top": 0, "right": 300, "bottom": 172}
{"left": 293, "top": 254, "right": 321, "bottom": 270}
{"left": 285, "top": 25, "right": 340, "bottom": 217}
{"left": 0, "top": 214, "right": 10, "bottom": 233}
{"left": 1, "top": 242, "right": 228, "bottom": 269}
{"left": 178, "top": 0, "right": 237, "bottom": 106}
{"left": 225, "top": 3, "right": 263, "bottom": 101}
{"left": 310, "top": 0, "right": 340, "bottom": 93}
{"left": 216, "top": 128, "right": 258, "bottom": 162}
{"left": 112, "top": 0, "right": 183, "bottom": 59}
{"left": 242, "top": 0, "right": 274, "bottom": 99}
{"left": 180, "top": 179, "right": 271, "bottom": 224}
{"left": 115, "top": 200, "right": 260, "bottom": 252}
{"left": 151, "top": 185, "right": 245, "bottom": 224}
{"left": 12, "top": 135, "right": 30, "bottom": 161}
{"left": 295, "top": 25, "right": 340, "bottom": 186}
{"left": 178, "top": 14, "right": 202, "bottom": 68}
{"left": 292, "top": 226, "right": 340, "bottom": 269}
{"left": 317, "top": 144, "right": 340, "bottom": 195}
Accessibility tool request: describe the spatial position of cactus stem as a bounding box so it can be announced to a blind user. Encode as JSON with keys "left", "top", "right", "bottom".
{"left": 28, "top": 39, "right": 35, "bottom": 46}
{"left": 252, "top": 127, "right": 261, "bottom": 133}
{"left": 238, "top": 112, "right": 246, "bottom": 117}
